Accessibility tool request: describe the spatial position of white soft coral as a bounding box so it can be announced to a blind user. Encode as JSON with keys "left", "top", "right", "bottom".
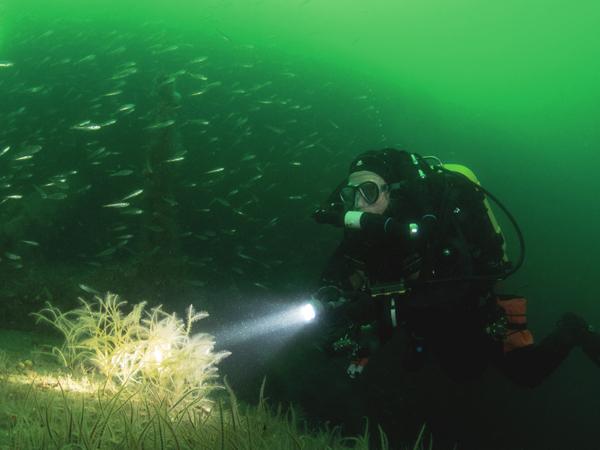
{"left": 34, "top": 293, "right": 230, "bottom": 412}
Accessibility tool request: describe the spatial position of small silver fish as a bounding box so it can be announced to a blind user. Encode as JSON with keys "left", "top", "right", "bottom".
{"left": 96, "top": 247, "right": 116, "bottom": 257}
{"left": 33, "top": 185, "right": 47, "bottom": 199}
{"left": 77, "top": 54, "right": 96, "bottom": 63}
{"left": 111, "top": 67, "right": 138, "bottom": 80}
{"left": 265, "top": 125, "right": 285, "bottom": 135}
{"left": 71, "top": 121, "right": 102, "bottom": 131}
{"left": 145, "top": 120, "right": 175, "bottom": 130}
{"left": 118, "top": 104, "right": 135, "bottom": 112}
{"left": 163, "top": 197, "right": 178, "bottom": 207}
{"left": 13, "top": 155, "right": 33, "bottom": 161}
{"left": 109, "top": 169, "right": 134, "bottom": 177}
{"left": 121, "top": 189, "right": 143, "bottom": 201}
{"left": 120, "top": 208, "right": 143, "bottom": 215}
{"left": 165, "top": 156, "right": 185, "bottom": 163}
{"left": 79, "top": 284, "right": 100, "bottom": 295}
{"left": 13, "top": 145, "right": 42, "bottom": 161}
{"left": 190, "top": 56, "right": 208, "bottom": 64}
{"left": 46, "top": 193, "right": 67, "bottom": 200}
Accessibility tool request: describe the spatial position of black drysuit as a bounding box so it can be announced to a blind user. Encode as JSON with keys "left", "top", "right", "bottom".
{"left": 318, "top": 171, "right": 578, "bottom": 388}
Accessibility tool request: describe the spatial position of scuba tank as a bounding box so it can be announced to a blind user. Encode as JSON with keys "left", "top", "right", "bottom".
{"left": 421, "top": 156, "right": 525, "bottom": 283}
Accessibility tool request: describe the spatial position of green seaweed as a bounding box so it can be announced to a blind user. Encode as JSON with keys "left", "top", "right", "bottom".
{"left": 32, "top": 293, "right": 230, "bottom": 415}
{"left": 0, "top": 295, "right": 433, "bottom": 448}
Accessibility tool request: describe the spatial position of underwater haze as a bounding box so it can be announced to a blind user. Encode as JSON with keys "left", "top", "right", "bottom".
{"left": 1, "top": 1, "right": 600, "bottom": 449}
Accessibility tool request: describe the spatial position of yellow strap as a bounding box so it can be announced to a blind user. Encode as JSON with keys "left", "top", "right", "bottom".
{"left": 442, "top": 164, "right": 508, "bottom": 263}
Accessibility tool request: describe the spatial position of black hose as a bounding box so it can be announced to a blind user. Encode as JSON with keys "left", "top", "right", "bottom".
{"left": 417, "top": 168, "right": 526, "bottom": 285}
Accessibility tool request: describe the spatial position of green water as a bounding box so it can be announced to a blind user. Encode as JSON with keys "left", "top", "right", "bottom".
{"left": 1, "top": 1, "right": 599, "bottom": 449}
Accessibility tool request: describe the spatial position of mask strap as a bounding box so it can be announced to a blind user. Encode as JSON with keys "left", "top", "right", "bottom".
{"left": 388, "top": 182, "right": 407, "bottom": 192}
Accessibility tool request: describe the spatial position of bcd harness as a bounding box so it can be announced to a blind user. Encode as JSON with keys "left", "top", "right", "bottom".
{"left": 369, "top": 283, "right": 534, "bottom": 355}
{"left": 364, "top": 162, "right": 534, "bottom": 355}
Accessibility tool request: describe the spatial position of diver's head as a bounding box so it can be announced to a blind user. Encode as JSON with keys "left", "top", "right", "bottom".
{"left": 343, "top": 148, "right": 414, "bottom": 215}
{"left": 342, "top": 171, "right": 390, "bottom": 214}
{"left": 315, "top": 148, "right": 433, "bottom": 225}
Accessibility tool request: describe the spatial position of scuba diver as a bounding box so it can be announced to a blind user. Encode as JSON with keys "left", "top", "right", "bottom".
{"left": 311, "top": 148, "right": 600, "bottom": 387}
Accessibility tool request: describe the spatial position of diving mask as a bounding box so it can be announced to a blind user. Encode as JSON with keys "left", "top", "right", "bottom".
{"left": 340, "top": 181, "right": 389, "bottom": 209}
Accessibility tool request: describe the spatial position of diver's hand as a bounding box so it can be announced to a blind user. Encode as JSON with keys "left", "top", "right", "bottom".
{"left": 314, "top": 285, "right": 347, "bottom": 304}
{"left": 309, "top": 286, "right": 351, "bottom": 334}
{"left": 313, "top": 286, "right": 375, "bottom": 329}
{"left": 311, "top": 205, "right": 345, "bottom": 227}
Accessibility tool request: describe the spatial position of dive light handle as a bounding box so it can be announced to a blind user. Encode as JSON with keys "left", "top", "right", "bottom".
{"left": 312, "top": 204, "right": 345, "bottom": 227}
{"left": 344, "top": 211, "right": 438, "bottom": 244}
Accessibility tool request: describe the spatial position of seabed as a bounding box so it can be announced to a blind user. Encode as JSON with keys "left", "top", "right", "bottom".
{"left": 0, "top": 325, "right": 430, "bottom": 450}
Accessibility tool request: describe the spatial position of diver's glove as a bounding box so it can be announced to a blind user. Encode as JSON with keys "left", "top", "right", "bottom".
{"left": 557, "top": 313, "right": 600, "bottom": 368}
{"left": 311, "top": 285, "right": 358, "bottom": 355}
{"left": 313, "top": 285, "right": 374, "bottom": 323}
{"left": 344, "top": 211, "right": 438, "bottom": 241}
{"left": 556, "top": 312, "right": 594, "bottom": 344}
{"left": 310, "top": 285, "right": 351, "bottom": 328}
{"left": 312, "top": 204, "right": 345, "bottom": 227}
{"left": 312, "top": 285, "right": 377, "bottom": 358}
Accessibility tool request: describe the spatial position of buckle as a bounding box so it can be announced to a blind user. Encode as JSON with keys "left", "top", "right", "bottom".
{"left": 370, "top": 281, "right": 408, "bottom": 298}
